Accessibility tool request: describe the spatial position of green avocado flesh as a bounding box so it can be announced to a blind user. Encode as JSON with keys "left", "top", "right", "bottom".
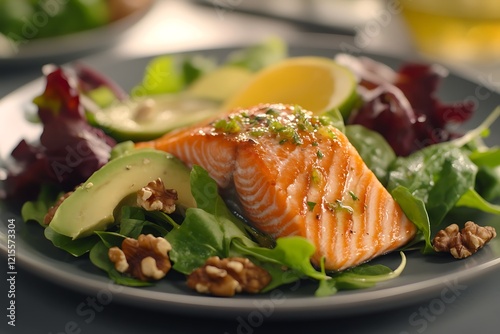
{"left": 93, "top": 93, "right": 220, "bottom": 142}
{"left": 49, "top": 149, "right": 196, "bottom": 239}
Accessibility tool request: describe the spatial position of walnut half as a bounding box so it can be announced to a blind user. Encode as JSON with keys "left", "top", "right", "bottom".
{"left": 108, "top": 234, "right": 172, "bottom": 281}
{"left": 186, "top": 256, "right": 272, "bottom": 297}
{"left": 137, "top": 178, "right": 178, "bottom": 213}
{"left": 433, "top": 221, "right": 497, "bottom": 259}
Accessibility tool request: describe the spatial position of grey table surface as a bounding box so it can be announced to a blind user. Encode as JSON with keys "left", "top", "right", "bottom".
{"left": 2, "top": 1, "right": 500, "bottom": 333}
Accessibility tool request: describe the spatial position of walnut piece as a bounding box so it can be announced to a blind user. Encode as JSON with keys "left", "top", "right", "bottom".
{"left": 108, "top": 234, "right": 172, "bottom": 281}
{"left": 43, "top": 191, "right": 74, "bottom": 225}
{"left": 137, "top": 178, "right": 178, "bottom": 213}
{"left": 186, "top": 256, "right": 271, "bottom": 297}
{"left": 433, "top": 221, "right": 497, "bottom": 259}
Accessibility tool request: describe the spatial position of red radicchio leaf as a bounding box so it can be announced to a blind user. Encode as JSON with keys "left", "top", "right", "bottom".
{"left": 2, "top": 66, "right": 116, "bottom": 200}
{"left": 338, "top": 54, "right": 476, "bottom": 156}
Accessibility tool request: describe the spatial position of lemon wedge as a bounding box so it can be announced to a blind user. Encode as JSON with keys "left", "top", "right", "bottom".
{"left": 223, "top": 56, "right": 359, "bottom": 117}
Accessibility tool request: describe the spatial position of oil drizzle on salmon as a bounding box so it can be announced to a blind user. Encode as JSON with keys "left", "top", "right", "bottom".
{"left": 137, "top": 104, "right": 417, "bottom": 271}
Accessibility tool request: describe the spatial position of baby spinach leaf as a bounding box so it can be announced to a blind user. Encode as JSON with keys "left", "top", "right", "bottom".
{"left": 391, "top": 186, "right": 433, "bottom": 253}
{"left": 456, "top": 188, "right": 500, "bottom": 215}
{"left": 322, "top": 108, "right": 345, "bottom": 133}
{"left": 345, "top": 125, "right": 396, "bottom": 184}
{"left": 118, "top": 206, "right": 171, "bottom": 238}
{"left": 44, "top": 227, "right": 99, "bottom": 257}
{"left": 316, "top": 252, "right": 407, "bottom": 297}
{"left": 233, "top": 236, "right": 328, "bottom": 282}
{"left": 475, "top": 166, "right": 500, "bottom": 201}
{"left": 387, "top": 144, "right": 477, "bottom": 226}
{"left": 94, "top": 231, "right": 126, "bottom": 248}
{"left": 166, "top": 208, "right": 250, "bottom": 274}
{"left": 469, "top": 147, "right": 500, "bottom": 168}
{"left": 168, "top": 167, "right": 328, "bottom": 289}
{"left": 190, "top": 165, "right": 274, "bottom": 247}
{"left": 21, "top": 184, "right": 62, "bottom": 226}
{"left": 118, "top": 208, "right": 147, "bottom": 238}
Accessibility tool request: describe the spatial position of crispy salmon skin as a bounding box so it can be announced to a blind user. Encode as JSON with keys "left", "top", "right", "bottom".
{"left": 137, "top": 104, "right": 417, "bottom": 271}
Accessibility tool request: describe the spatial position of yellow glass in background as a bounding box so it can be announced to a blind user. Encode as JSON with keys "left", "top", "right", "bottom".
{"left": 400, "top": 0, "right": 500, "bottom": 64}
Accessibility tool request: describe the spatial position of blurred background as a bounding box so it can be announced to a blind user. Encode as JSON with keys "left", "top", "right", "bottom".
{"left": 1, "top": 0, "right": 499, "bottom": 84}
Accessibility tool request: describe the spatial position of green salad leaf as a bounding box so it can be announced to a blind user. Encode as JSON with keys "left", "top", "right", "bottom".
{"left": 345, "top": 125, "right": 396, "bottom": 184}
{"left": 469, "top": 147, "right": 500, "bottom": 168}
{"left": 21, "top": 184, "right": 62, "bottom": 226}
{"left": 383, "top": 106, "right": 500, "bottom": 252}
{"left": 44, "top": 227, "right": 99, "bottom": 257}
{"left": 225, "top": 36, "right": 287, "bottom": 72}
{"left": 190, "top": 165, "right": 275, "bottom": 247}
{"left": 456, "top": 188, "right": 500, "bottom": 215}
{"left": 316, "top": 252, "right": 407, "bottom": 297}
{"left": 118, "top": 206, "right": 171, "bottom": 238}
{"left": 129, "top": 37, "right": 286, "bottom": 98}
{"left": 131, "top": 56, "right": 185, "bottom": 97}
{"left": 387, "top": 144, "right": 477, "bottom": 227}
{"left": 391, "top": 186, "right": 433, "bottom": 253}
{"left": 167, "top": 208, "right": 246, "bottom": 274}
{"left": 232, "top": 236, "right": 328, "bottom": 291}
{"left": 475, "top": 166, "right": 500, "bottom": 201}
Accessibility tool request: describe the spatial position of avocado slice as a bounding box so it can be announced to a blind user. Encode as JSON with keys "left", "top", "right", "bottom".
{"left": 92, "top": 93, "right": 220, "bottom": 142}
{"left": 49, "top": 149, "right": 196, "bottom": 239}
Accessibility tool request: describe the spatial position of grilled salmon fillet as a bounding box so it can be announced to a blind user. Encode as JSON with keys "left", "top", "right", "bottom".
{"left": 137, "top": 104, "right": 417, "bottom": 271}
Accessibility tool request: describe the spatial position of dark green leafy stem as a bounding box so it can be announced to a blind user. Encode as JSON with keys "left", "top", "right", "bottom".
{"left": 316, "top": 252, "right": 407, "bottom": 297}
{"left": 451, "top": 106, "right": 500, "bottom": 148}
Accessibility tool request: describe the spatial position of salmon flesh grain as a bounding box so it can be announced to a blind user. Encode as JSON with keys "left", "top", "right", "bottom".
{"left": 137, "top": 104, "right": 417, "bottom": 271}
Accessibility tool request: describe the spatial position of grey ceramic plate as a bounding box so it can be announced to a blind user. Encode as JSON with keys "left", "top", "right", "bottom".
{"left": 1, "top": 46, "right": 500, "bottom": 319}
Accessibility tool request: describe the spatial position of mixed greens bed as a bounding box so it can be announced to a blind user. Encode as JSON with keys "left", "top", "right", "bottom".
{"left": 2, "top": 38, "right": 500, "bottom": 297}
